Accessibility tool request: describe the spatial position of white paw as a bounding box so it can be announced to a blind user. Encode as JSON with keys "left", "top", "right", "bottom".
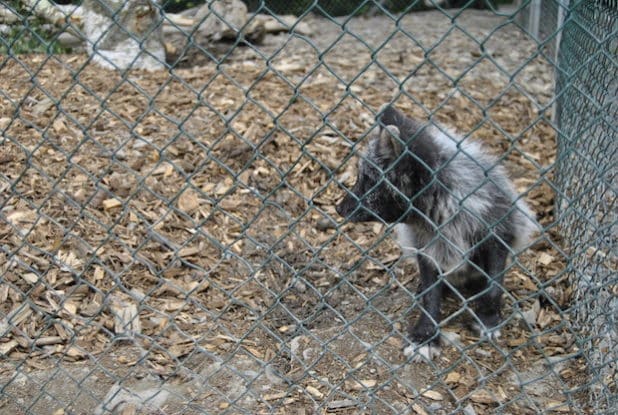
{"left": 472, "top": 324, "right": 502, "bottom": 340}
{"left": 403, "top": 343, "right": 441, "bottom": 362}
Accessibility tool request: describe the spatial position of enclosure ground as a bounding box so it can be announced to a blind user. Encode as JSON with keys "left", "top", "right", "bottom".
{"left": 0, "top": 9, "right": 589, "bottom": 415}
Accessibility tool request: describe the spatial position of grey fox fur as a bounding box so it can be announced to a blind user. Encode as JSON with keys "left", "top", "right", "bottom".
{"left": 336, "top": 105, "right": 538, "bottom": 361}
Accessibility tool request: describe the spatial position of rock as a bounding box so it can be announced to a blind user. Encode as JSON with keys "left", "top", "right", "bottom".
{"left": 463, "top": 403, "right": 477, "bottom": 415}
{"left": 520, "top": 299, "right": 541, "bottom": 327}
{"left": 255, "top": 14, "right": 312, "bottom": 36}
{"left": 441, "top": 330, "right": 462, "bottom": 348}
{"left": 327, "top": 399, "right": 357, "bottom": 411}
{"left": 164, "top": 0, "right": 264, "bottom": 66}
{"left": 94, "top": 377, "right": 172, "bottom": 415}
{"left": 316, "top": 218, "right": 336, "bottom": 231}
{"left": 81, "top": 0, "right": 165, "bottom": 70}
{"left": 189, "top": 355, "right": 284, "bottom": 410}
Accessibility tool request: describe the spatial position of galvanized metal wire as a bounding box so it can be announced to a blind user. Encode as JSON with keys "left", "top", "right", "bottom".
{"left": 554, "top": 0, "right": 618, "bottom": 412}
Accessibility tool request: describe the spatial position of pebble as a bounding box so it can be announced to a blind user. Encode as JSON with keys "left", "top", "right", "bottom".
{"left": 316, "top": 218, "right": 337, "bottom": 231}
{"left": 463, "top": 403, "right": 477, "bottom": 415}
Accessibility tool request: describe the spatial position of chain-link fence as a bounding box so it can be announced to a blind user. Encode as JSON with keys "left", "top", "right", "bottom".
{"left": 0, "top": 0, "right": 616, "bottom": 414}
{"left": 553, "top": 0, "right": 617, "bottom": 412}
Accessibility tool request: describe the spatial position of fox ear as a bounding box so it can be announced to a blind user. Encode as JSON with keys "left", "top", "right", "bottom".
{"left": 378, "top": 124, "right": 403, "bottom": 158}
{"left": 377, "top": 104, "right": 405, "bottom": 128}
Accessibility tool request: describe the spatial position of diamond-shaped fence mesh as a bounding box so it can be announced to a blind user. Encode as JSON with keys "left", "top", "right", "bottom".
{"left": 0, "top": 0, "right": 615, "bottom": 414}
{"left": 553, "top": 0, "right": 617, "bottom": 411}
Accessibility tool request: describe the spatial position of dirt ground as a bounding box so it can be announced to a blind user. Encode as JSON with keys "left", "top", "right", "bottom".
{"left": 0, "top": 8, "right": 590, "bottom": 415}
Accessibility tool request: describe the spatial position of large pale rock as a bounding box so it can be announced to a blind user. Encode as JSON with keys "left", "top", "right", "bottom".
{"left": 81, "top": 0, "right": 165, "bottom": 70}
{"left": 164, "top": 0, "right": 264, "bottom": 66}
{"left": 191, "top": 0, "right": 249, "bottom": 41}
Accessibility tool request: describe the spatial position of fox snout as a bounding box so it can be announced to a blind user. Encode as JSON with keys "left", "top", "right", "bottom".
{"left": 335, "top": 193, "right": 354, "bottom": 217}
{"left": 336, "top": 192, "right": 376, "bottom": 223}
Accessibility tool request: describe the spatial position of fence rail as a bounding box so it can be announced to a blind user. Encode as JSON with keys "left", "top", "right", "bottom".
{"left": 0, "top": 1, "right": 616, "bottom": 414}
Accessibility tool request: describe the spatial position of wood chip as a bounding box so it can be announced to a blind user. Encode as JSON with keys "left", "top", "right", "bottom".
{"left": 326, "top": 399, "right": 357, "bottom": 412}
{"left": 21, "top": 273, "right": 40, "bottom": 284}
{"left": 109, "top": 296, "right": 141, "bottom": 335}
{"left": 120, "top": 404, "right": 137, "bottom": 415}
{"left": 545, "top": 400, "right": 571, "bottom": 412}
{"left": 470, "top": 389, "right": 498, "bottom": 404}
{"left": 411, "top": 403, "right": 429, "bottom": 415}
{"left": 0, "top": 117, "right": 10, "bottom": 130}
{"left": 178, "top": 189, "right": 201, "bottom": 213}
{"left": 102, "top": 198, "right": 122, "bottom": 210}
{"left": 0, "top": 285, "right": 8, "bottom": 303}
{"left": 0, "top": 305, "right": 32, "bottom": 334}
{"left": 278, "top": 325, "right": 295, "bottom": 333}
{"left": 32, "top": 97, "right": 53, "bottom": 116}
{"left": 0, "top": 340, "right": 19, "bottom": 356}
{"left": 62, "top": 301, "right": 78, "bottom": 315}
{"left": 176, "top": 246, "right": 201, "bottom": 258}
{"left": 445, "top": 371, "right": 461, "bottom": 384}
{"left": 34, "top": 336, "right": 64, "bottom": 346}
{"left": 244, "top": 345, "right": 264, "bottom": 359}
{"left": 168, "top": 341, "right": 194, "bottom": 358}
{"left": 421, "top": 390, "right": 444, "bottom": 401}
{"left": 93, "top": 266, "right": 105, "bottom": 281}
{"left": 305, "top": 385, "right": 323, "bottom": 399}
{"left": 52, "top": 118, "right": 67, "bottom": 134}
{"left": 538, "top": 252, "right": 554, "bottom": 266}
{"left": 64, "top": 345, "right": 86, "bottom": 359}
{"left": 263, "top": 392, "right": 287, "bottom": 401}
{"left": 385, "top": 336, "right": 403, "bottom": 348}
{"left": 345, "top": 379, "right": 377, "bottom": 390}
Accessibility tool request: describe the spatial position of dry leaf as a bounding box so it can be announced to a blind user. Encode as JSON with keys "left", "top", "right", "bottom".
{"left": 176, "top": 246, "right": 201, "bottom": 258}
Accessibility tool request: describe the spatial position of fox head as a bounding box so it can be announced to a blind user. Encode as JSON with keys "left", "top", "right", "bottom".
{"left": 336, "top": 121, "right": 410, "bottom": 223}
{"left": 336, "top": 106, "right": 438, "bottom": 224}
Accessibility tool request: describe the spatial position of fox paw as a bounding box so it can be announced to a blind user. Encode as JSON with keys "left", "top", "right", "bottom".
{"left": 403, "top": 342, "right": 441, "bottom": 362}
{"left": 472, "top": 323, "right": 502, "bottom": 340}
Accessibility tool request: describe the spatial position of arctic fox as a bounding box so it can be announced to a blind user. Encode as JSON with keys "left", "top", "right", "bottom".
{"left": 336, "top": 105, "right": 538, "bottom": 361}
